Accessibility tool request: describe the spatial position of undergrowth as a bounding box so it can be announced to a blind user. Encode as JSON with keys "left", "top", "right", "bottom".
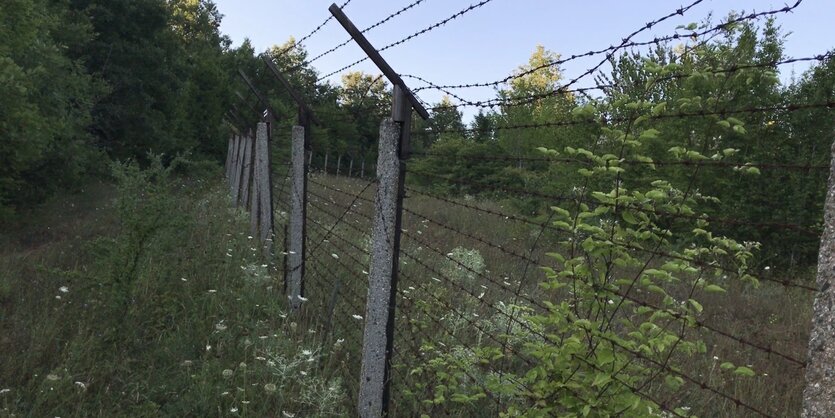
{"left": 0, "top": 157, "right": 348, "bottom": 417}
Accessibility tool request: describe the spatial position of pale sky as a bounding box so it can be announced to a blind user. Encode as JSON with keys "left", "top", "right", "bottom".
{"left": 214, "top": 0, "right": 835, "bottom": 121}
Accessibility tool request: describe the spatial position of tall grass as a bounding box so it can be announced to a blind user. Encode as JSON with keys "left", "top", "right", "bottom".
{"left": 0, "top": 158, "right": 348, "bottom": 417}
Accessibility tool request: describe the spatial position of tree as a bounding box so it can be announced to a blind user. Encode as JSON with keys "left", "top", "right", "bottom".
{"left": 470, "top": 110, "right": 498, "bottom": 143}
{"left": 338, "top": 71, "right": 391, "bottom": 160}
{"left": 0, "top": 0, "right": 100, "bottom": 219}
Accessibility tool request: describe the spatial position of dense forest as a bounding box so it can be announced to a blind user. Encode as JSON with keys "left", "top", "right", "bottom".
{"left": 2, "top": 0, "right": 835, "bottom": 416}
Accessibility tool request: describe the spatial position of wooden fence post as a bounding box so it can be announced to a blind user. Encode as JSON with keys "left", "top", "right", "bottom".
{"left": 803, "top": 135, "right": 835, "bottom": 417}
{"left": 287, "top": 124, "right": 308, "bottom": 309}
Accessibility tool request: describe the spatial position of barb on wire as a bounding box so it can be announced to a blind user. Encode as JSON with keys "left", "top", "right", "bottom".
{"left": 410, "top": 54, "right": 832, "bottom": 111}
{"left": 411, "top": 100, "right": 835, "bottom": 136}
{"left": 407, "top": 168, "right": 823, "bottom": 236}
{"left": 410, "top": 1, "right": 802, "bottom": 93}
{"left": 273, "top": 0, "right": 353, "bottom": 61}
{"left": 411, "top": 150, "right": 832, "bottom": 171}
{"left": 318, "top": 0, "right": 496, "bottom": 81}
{"left": 302, "top": 0, "right": 428, "bottom": 69}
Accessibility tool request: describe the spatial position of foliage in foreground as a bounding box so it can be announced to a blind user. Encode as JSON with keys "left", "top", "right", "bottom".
{"left": 398, "top": 55, "right": 767, "bottom": 417}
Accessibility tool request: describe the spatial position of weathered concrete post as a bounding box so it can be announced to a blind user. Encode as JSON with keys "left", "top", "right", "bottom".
{"left": 361, "top": 158, "right": 365, "bottom": 179}
{"left": 227, "top": 135, "right": 240, "bottom": 195}
{"left": 231, "top": 134, "right": 247, "bottom": 207}
{"left": 803, "top": 136, "right": 835, "bottom": 417}
{"left": 336, "top": 154, "right": 342, "bottom": 176}
{"left": 328, "top": 5, "right": 429, "bottom": 415}
{"left": 324, "top": 152, "right": 329, "bottom": 174}
{"left": 287, "top": 125, "right": 308, "bottom": 309}
{"left": 252, "top": 121, "right": 275, "bottom": 254}
{"left": 359, "top": 86, "right": 413, "bottom": 417}
{"left": 349, "top": 158, "right": 354, "bottom": 177}
{"left": 239, "top": 135, "right": 254, "bottom": 209}
{"left": 224, "top": 136, "right": 234, "bottom": 180}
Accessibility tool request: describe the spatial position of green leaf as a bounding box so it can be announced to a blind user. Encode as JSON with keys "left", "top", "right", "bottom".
{"left": 734, "top": 366, "right": 756, "bottom": 377}
{"left": 640, "top": 129, "right": 660, "bottom": 140}
{"left": 704, "top": 284, "right": 726, "bottom": 293}
{"left": 688, "top": 299, "right": 703, "bottom": 313}
{"left": 592, "top": 373, "right": 612, "bottom": 387}
{"left": 622, "top": 211, "right": 639, "bottom": 225}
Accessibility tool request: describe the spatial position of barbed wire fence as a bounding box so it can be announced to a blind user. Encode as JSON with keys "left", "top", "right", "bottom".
{"left": 222, "top": 0, "right": 835, "bottom": 416}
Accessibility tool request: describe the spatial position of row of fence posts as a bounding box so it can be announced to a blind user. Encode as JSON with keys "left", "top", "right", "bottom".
{"left": 221, "top": 5, "right": 428, "bottom": 416}
{"left": 220, "top": 3, "right": 835, "bottom": 417}
{"left": 224, "top": 120, "right": 275, "bottom": 256}
{"left": 310, "top": 152, "right": 371, "bottom": 178}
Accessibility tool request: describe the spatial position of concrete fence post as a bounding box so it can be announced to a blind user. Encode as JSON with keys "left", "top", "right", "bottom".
{"left": 359, "top": 86, "right": 413, "bottom": 417}
{"left": 337, "top": 154, "right": 342, "bottom": 176}
{"left": 324, "top": 152, "right": 329, "bottom": 174}
{"left": 349, "top": 158, "right": 354, "bottom": 178}
{"left": 803, "top": 135, "right": 835, "bottom": 417}
{"left": 359, "top": 118, "right": 403, "bottom": 418}
{"left": 287, "top": 125, "right": 308, "bottom": 310}
{"left": 361, "top": 158, "right": 365, "bottom": 179}
{"left": 327, "top": 6, "right": 429, "bottom": 414}
{"left": 250, "top": 122, "right": 275, "bottom": 254}
{"left": 227, "top": 135, "right": 239, "bottom": 195}
{"left": 231, "top": 134, "right": 247, "bottom": 207}
{"left": 240, "top": 135, "right": 254, "bottom": 209}
{"left": 225, "top": 136, "right": 234, "bottom": 180}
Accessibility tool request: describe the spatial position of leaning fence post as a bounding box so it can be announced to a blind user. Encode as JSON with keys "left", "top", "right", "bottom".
{"left": 287, "top": 122, "right": 309, "bottom": 309}
{"left": 802, "top": 135, "right": 835, "bottom": 417}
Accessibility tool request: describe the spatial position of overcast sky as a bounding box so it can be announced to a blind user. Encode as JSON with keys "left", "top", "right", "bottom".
{"left": 213, "top": 0, "right": 835, "bottom": 121}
